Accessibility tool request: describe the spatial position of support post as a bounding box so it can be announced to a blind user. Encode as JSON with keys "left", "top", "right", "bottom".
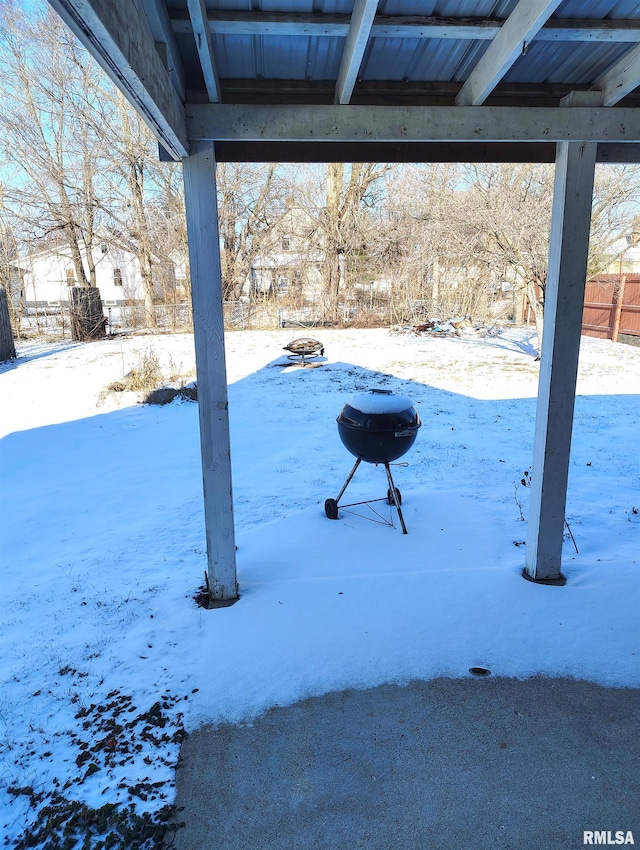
{"left": 182, "top": 140, "right": 238, "bottom": 602}
{"left": 524, "top": 140, "right": 597, "bottom": 584}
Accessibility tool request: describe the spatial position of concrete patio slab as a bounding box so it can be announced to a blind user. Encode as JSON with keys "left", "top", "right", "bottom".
{"left": 171, "top": 676, "right": 639, "bottom": 850}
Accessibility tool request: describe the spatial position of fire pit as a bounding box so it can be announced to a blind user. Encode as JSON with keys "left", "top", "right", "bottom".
{"left": 283, "top": 337, "right": 324, "bottom": 367}
{"left": 325, "top": 389, "right": 421, "bottom": 533}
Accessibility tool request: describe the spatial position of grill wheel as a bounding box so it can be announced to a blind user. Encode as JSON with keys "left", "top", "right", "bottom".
{"left": 324, "top": 498, "right": 339, "bottom": 520}
{"left": 387, "top": 487, "right": 402, "bottom": 506}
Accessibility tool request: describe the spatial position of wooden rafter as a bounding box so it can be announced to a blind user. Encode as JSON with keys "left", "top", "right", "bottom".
{"left": 187, "top": 0, "right": 221, "bottom": 103}
{"left": 169, "top": 11, "right": 640, "bottom": 44}
{"left": 335, "top": 0, "right": 380, "bottom": 105}
{"left": 455, "top": 0, "right": 565, "bottom": 106}
{"left": 595, "top": 43, "right": 640, "bottom": 106}
{"left": 140, "top": 0, "right": 186, "bottom": 101}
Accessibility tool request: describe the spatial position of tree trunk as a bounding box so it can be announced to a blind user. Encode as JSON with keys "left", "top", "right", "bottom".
{"left": 324, "top": 163, "right": 344, "bottom": 320}
{"left": 117, "top": 90, "right": 158, "bottom": 328}
{"left": 0, "top": 287, "right": 16, "bottom": 361}
{"left": 66, "top": 225, "right": 90, "bottom": 287}
{"left": 69, "top": 286, "right": 105, "bottom": 340}
{"left": 524, "top": 278, "right": 545, "bottom": 355}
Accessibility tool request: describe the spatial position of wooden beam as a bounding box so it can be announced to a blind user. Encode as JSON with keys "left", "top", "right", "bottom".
{"left": 140, "top": 0, "right": 186, "bottom": 101}
{"left": 596, "top": 142, "right": 640, "bottom": 163}
{"left": 212, "top": 140, "right": 640, "bottom": 163}
{"left": 594, "top": 43, "right": 640, "bottom": 106}
{"left": 47, "top": 0, "right": 187, "bottom": 159}
{"left": 186, "top": 103, "right": 640, "bottom": 143}
{"left": 536, "top": 19, "right": 640, "bottom": 43}
{"left": 456, "top": 0, "right": 564, "bottom": 106}
{"left": 214, "top": 140, "right": 556, "bottom": 162}
{"left": 372, "top": 17, "right": 640, "bottom": 42}
{"left": 170, "top": 11, "right": 640, "bottom": 44}
{"left": 212, "top": 77, "right": 640, "bottom": 108}
{"left": 182, "top": 141, "right": 238, "bottom": 601}
{"left": 335, "top": 0, "right": 380, "bottom": 105}
{"left": 187, "top": 0, "right": 221, "bottom": 102}
{"left": 171, "top": 11, "right": 351, "bottom": 37}
{"left": 373, "top": 15, "right": 499, "bottom": 41}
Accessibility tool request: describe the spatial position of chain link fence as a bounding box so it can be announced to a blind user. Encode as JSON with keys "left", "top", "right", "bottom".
{"left": 9, "top": 284, "right": 508, "bottom": 341}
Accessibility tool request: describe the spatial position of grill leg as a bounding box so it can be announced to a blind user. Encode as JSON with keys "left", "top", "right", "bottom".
{"left": 335, "top": 457, "right": 361, "bottom": 504}
{"left": 384, "top": 462, "right": 408, "bottom": 534}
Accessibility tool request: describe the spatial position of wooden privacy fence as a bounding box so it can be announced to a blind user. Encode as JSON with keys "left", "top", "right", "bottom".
{"left": 582, "top": 275, "right": 640, "bottom": 341}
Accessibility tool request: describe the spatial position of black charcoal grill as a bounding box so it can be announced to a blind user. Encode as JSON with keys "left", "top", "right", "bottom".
{"left": 325, "top": 389, "right": 421, "bottom": 533}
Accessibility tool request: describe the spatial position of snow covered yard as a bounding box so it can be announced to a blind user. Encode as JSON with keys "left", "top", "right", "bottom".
{"left": 1, "top": 326, "right": 639, "bottom": 847}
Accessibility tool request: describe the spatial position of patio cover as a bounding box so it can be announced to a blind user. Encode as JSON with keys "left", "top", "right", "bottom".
{"left": 46, "top": 0, "right": 640, "bottom": 596}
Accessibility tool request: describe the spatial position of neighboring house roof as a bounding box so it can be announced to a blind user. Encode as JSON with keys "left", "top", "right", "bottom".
{"left": 609, "top": 238, "right": 640, "bottom": 259}
{"left": 252, "top": 250, "right": 324, "bottom": 270}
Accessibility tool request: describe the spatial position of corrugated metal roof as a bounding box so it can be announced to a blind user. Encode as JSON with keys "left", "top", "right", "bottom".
{"left": 555, "top": 0, "right": 640, "bottom": 19}
{"left": 55, "top": 0, "right": 640, "bottom": 162}
{"left": 377, "top": 0, "right": 517, "bottom": 14}
{"left": 212, "top": 33, "right": 640, "bottom": 89}
{"left": 505, "top": 40, "right": 634, "bottom": 85}
{"left": 212, "top": 33, "right": 344, "bottom": 78}
{"left": 165, "top": 0, "right": 640, "bottom": 107}
{"left": 362, "top": 37, "right": 489, "bottom": 82}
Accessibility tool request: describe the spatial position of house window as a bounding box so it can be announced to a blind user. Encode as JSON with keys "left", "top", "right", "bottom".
{"left": 281, "top": 236, "right": 290, "bottom": 251}
{"left": 113, "top": 268, "right": 123, "bottom": 287}
{"left": 65, "top": 269, "right": 75, "bottom": 286}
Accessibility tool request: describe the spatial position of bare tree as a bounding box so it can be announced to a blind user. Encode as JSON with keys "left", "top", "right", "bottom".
{"left": 216, "top": 163, "right": 282, "bottom": 301}
{"left": 4, "top": 0, "right": 639, "bottom": 343}
{"left": 454, "top": 163, "right": 552, "bottom": 342}
{"left": 86, "top": 88, "right": 161, "bottom": 327}
{"left": 0, "top": 1, "right": 108, "bottom": 288}
{"left": 588, "top": 167, "right": 640, "bottom": 275}
{"left": 451, "top": 163, "right": 640, "bottom": 348}
{"left": 373, "top": 164, "right": 467, "bottom": 321}
{"left": 116, "top": 91, "right": 156, "bottom": 325}
{"left": 0, "top": 195, "right": 21, "bottom": 336}
{"left": 367, "top": 161, "right": 640, "bottom": 338}
{"left": 143, "top": 164, "right": 190, "bottom": 308}
{"left": 0, "top": 1, "right": 197, "bottom": 332}
{"left": 321, "top": 163, "right": 394, "bottom": 319}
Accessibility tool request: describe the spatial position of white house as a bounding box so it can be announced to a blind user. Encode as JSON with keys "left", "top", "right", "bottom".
{"left": 249, "top": 205, "right": 324, "bottom": 300}
{"left": 604, "top": 236, "right": 640, "bottom": 275}
{"left": 16, "top": 238, "right": 184, "bottom": 309}
{"left": 17, "top": 240, "right": 146, "bottom": 309}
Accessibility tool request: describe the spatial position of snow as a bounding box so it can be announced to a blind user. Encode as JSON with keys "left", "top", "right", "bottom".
{"left": 344, "top": 389, "right": 416, "bottom": 414}
{"left": 1, "top": 326, "right": 639, "bottom": 841}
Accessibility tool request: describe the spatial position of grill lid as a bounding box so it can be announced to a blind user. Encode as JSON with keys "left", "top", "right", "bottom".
{"left": 337, "top": 388, "right": 420, "bottom": 434}
{"left": 336, "top": 389, "right": 421, "bottom": 463}
{"left": 337, "top": 390, "right": 421, "bottom": 463}
{"left": 346, "top": 388, "right": 415, "bottom": 416}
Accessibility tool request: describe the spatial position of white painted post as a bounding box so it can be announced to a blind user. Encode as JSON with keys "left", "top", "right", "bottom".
{"left": 524, "top": 140, "right": 597, "bottom": 584}
{"left": 182, "top": 140, "right": 238, "bottom": 601}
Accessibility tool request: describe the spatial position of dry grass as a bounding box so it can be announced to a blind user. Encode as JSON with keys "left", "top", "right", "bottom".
{"left": 100, "top": 347, "right": 196, "bottom": 404}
